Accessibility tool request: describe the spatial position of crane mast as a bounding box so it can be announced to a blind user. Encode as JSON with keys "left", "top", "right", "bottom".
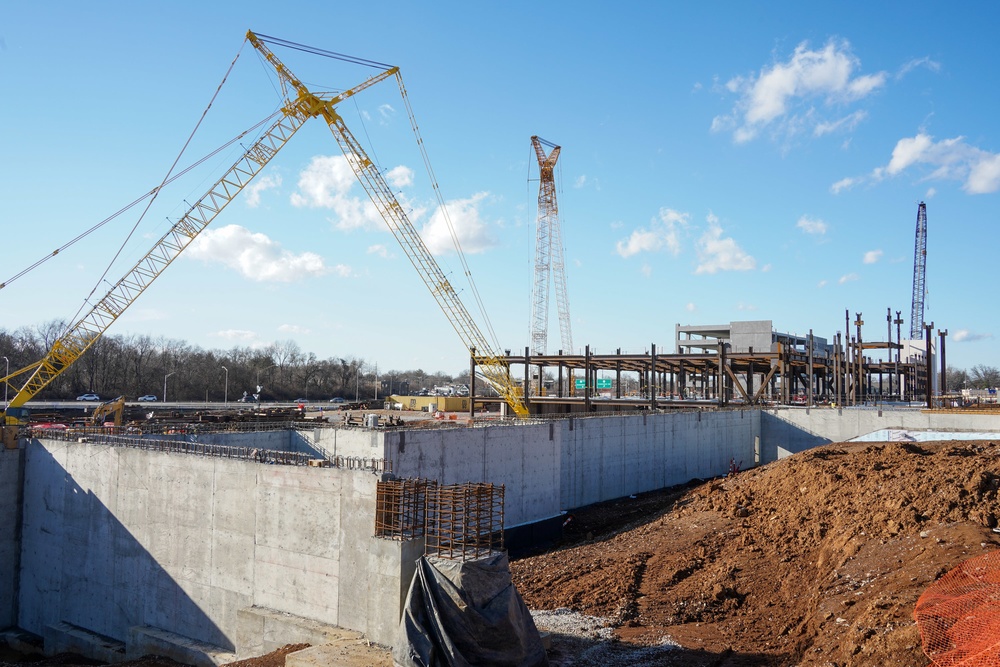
{"left": 248, "top": 33, "right": 529, "bottom": 417}
{"left": 909, "top": 201, "right": 927, "bottom": 340}
{"left": 529, "top": 136, "right": 573, "bottom": 356}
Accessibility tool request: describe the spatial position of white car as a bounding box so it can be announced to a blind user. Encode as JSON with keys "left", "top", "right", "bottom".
{"left": 76, "top": 393, "right": 100, "bottom": 401}
{"left": 137, "top": 395, "right": 158, "bottom": 402}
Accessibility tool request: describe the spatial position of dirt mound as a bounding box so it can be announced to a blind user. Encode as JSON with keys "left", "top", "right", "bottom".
{"left": 512, "top": 440, "right": 1000, "bottom": 666}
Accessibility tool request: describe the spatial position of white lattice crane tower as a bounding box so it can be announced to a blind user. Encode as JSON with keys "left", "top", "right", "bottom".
{"left": 529, "top": 136, "right": 574, "bottom": 356}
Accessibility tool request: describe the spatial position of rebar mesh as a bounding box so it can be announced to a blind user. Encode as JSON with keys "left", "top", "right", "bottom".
{"left": 425, "top": 482, "right": 505, "bottom": 561}
{"left": 375, "top": 478, "right": 433, "bottom": 539}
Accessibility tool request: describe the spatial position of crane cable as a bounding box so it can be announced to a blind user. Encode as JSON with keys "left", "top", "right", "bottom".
{"left": 0, "top": 111, "right": 282, "bottom": 292}
{"left": 58, "top": 38, "right": 249, "bottom": 337}
{"left": 256, "top": 33, "right": 504, "bottom": 354}
{"left": 393, "top": 72, "right": 503, "bottom": 353}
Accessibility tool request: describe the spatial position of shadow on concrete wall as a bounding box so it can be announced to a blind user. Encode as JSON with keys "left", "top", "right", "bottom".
{"left": 20, "top": 442, "right": 229, "bottom": 652}
{"left": 759, "top": 411, "right": 831, "bottom": 461}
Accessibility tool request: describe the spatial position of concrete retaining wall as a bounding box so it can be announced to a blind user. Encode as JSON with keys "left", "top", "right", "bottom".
{"left": 559, "top": 410, "right": 759, "bottom": 510}
{"left": 760, "top": 407, "right": 1000, "bottom": 458}
{"left": 0, "top": 448, "right": 22, "bottom": 628}
{"left": 17, "top": 438, "right": 414, "bottom": 660}
{"left": 383, "top": 423, "right": 560, "bottom": 528}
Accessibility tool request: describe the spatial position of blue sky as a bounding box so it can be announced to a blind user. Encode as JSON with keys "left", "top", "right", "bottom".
{"left": 2, "top": 2, "right": 999, "bottom": 375}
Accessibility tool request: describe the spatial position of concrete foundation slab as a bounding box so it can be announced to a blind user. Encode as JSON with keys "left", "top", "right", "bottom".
{"left": 285, "top": 641, "right": 391, "bottom": 667}
{"left": 43, "top": 622, "right": 125, "bottom": 664}
{"left": 127, "top": 625, "right": 236, "bottom": 667}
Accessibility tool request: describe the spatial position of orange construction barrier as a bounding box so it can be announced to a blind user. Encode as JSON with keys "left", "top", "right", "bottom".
{"left": 914, "top": 550, "right": 1000, "bottom": 666}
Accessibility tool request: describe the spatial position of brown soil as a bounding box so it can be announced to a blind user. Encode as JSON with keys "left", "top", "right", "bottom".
{"left": 511, "top": 439, "right": 1000, "bottom": 666}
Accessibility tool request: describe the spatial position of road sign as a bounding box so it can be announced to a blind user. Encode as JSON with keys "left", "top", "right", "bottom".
{"left": 596, "top": 378, "right": 613, "bottom": 389}
{"left": 574, "top": 378, "right": 587, "bottom": 389}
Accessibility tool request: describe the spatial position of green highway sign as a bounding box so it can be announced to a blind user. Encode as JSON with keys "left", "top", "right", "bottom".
{"left": 596, "top": 378, "right": 613, "bottom": 389}
{"left": 574, "top": 378, "right": 587, "bottom": 389}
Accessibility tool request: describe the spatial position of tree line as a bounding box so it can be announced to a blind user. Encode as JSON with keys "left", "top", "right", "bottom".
{"left": 0, "top": 321, "right": 467, "bottom": 403}
{"left": 945, "top": 365, "right": 1000, "bottom": 393}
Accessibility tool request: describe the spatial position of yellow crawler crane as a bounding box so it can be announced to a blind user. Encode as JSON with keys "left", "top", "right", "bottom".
{"left": 1, "top": 30, "right": 527, "bottom": 433}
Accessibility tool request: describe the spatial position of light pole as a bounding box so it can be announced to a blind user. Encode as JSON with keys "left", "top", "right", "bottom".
{"left": 221, "top": 366, "right": 229, "bottom": 406}
{"left": 2, "top": 356, "right": 8, "bottom": 407}
{"left": 163, "top": 371, "right": 176, "bottom": 403}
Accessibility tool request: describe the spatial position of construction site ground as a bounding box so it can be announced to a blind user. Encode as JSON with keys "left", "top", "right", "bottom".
{"left": 4, "top": 438, "right": 998, "bottom": 667}
{"left": 511, "top": 438, "right": 1000, "bottom": 666}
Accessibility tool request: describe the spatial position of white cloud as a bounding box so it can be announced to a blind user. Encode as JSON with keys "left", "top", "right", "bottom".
{"left": 245, "top": 173, "right": 282, "bottom": 208}
{"left": 574, "top": 175, "right": 587, "bottom": 189}
{"left": 761, "top": 263, "right": 772, "bottom": 272}
{"left": 952, "top": 329, "right": 993, "bottom": 343}
{"left": 814, "top": 110, "right": 867, "bottom": 137}
{"left": 715, "top": 39, "right": 885, "bottom": 144}
{"left": 830, "top": 176, "right": 860, "bottom": 194}
{"left": 737, "top": 302, "right": 757, "bottom": 311}
{"left": 278, "top": 324, "right": 311, "bottom": 335}
{"left": 897, "top": 57, "right": 941, "bottom": 79}
{"left": 863, "top": 249, "right": 883, "bottom": 264}
{"left": 838, "top": 272, "right": 859, "bottom": 284}
{"left": 377, "top": 104, "right": 396, "bottom": 124}
{"left": 367, "top": 244, "right": 392, "bottom": 258}
{"left": 420, "top": 192, "right": 498, "bottom": 255}
{"left": 640, "top": 264, "right": 652, "bottom": 278}
{"left": 386, "top": 165, "right": 414, "bottom": 188}
{"left": 290, "top": 154, "right": 389, "bottom": 230}
{"left": 212, "top": 329, "right": 258, "bottom": 342}
{"left": 925, "top": 187, "right": 937, "bottom": 199}
{"left": 797, "top": 215, "right": 828, "bottom": 234}
{"left": 694, "top": 213, "right": 756, "bottom": 274}
{"left": 685, "top": 302, "right": 696, "bottom": 312}
{"left": 966, "top": 153, "right": 1000, "bottom": 194}
{"left": 817, "top": 279, "right": 828, "bottom": 288}
{"left": 870, "top": 133, "right": 1000, "bottom": 194}
{"left": 188, "top": 224, "right": 329, "bottom": 282}
{"left": 615, "top": 208, "right": 689, "bottom": 258}
{"left": 332, "top": 264, "right": 352, "bottom": 277}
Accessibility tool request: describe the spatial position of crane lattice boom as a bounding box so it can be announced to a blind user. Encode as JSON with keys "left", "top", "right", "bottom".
{"left": 249, "top": 33, "right": 528, "bottom": 417}
{"left": 910, "top": 201, "right": 927, "bottom": 340}
{"left": 4, "top": 31, "right": 528, "bottom": 420}
{"left": 529, "top": 136, "right": 573, "bottom": 356}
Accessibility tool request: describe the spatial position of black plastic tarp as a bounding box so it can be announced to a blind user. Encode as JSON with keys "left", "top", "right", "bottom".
{"left": 393, "top": 552, "right": 549, "bottom": 667}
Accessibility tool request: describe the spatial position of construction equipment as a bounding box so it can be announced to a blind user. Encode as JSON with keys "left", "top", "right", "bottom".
{"left": 90, "top": 396, "right": 126, "bottom": 427}
{"left": 910, "top": 201, "right": 928, "bottom": 339}
{"left": 529, "top": 136, "right": 574, "bottom": 357}
{"left": 246, "top": 33, "right": 527, "bottom": 417}
{"left": 1, "top": 30, "right": 527, "bottom": 430}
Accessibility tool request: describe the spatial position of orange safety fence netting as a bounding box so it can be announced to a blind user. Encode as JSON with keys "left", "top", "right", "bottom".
{"left": 914, "top": 550, "right": 1000, "bottom": 667}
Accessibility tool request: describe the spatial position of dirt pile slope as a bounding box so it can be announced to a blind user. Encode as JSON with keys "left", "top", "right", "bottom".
{"left": 512, "top": 440, "right": 1000, "bottom": 666}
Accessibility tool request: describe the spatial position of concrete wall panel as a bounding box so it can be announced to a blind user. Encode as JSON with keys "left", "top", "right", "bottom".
{"left": 18, "top": 439, "right": 407, "bottom": 657}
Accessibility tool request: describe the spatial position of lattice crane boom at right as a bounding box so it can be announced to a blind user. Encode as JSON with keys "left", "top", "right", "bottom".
{"left": 910, "top": 202, "right": 928, "bottom": 340}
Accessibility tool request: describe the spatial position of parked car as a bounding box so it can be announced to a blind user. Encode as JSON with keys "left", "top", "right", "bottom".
{"left": 137, "top": 395, "right": 158, "bottom": 402}
{"left": 329, "top": 397, "right": 346, "bottom": 403}
{"left": 294, "top": 398, "right": 309, "bottom": 403}
{"left": 76, "top": 393, "right": 100, "bottom": 401}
